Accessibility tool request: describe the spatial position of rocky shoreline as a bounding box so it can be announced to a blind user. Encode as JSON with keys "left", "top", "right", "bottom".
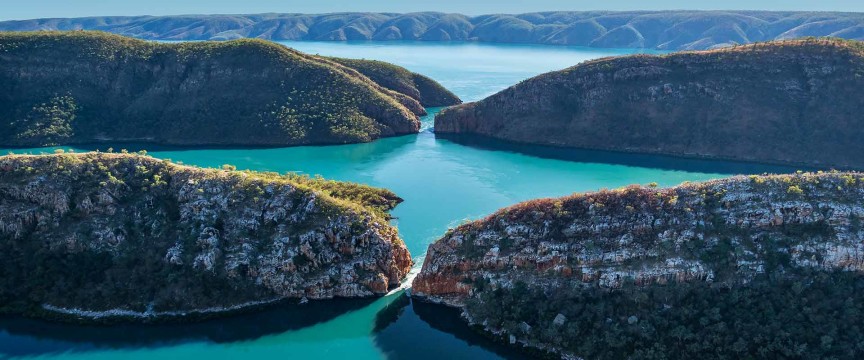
{"left": 0, "top": 153, "right": 412, "bottom": 322}
{"left": 413, "top": 171, "right": 864, "bottom": 359}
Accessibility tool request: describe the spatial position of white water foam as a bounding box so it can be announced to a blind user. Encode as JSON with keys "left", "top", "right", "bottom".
{"left": 41, "top": 298, "right": 281, "bottom": 319}
{"left": 387, "top": 255, "right": 424, "bottom": 296}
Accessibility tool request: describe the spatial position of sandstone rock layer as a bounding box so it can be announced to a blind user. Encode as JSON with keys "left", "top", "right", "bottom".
{"left": 414, "top": 172, "right": 864, "bottom": 358}
{"left": 0, "top": 153, "right": 412, "bottom": 321}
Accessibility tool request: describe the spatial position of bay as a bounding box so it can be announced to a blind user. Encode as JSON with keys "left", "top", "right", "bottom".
{"left": 0, "top": 41, "right": 796, "bottom": 359}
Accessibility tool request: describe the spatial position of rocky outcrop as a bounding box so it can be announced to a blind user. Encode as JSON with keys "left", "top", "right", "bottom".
{"left": 413, "top": 172, "right": 864, "bottom": 358}
{"left": 2, "top": 11, "right": 863, "bottom": 50}
{"left": 435, "top": 39, "right": 864, "bottom": 169}
{"left": 0, "top": 153, "right": 412, "bottom": 322}
{"left": 0, "top": 31, "right": 441, "bottom": 147}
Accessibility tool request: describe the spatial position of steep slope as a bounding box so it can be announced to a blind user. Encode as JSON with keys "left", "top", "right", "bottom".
{"left": 413, "top": 172, "right": 864, "bottom": 359}
{"left": 328, "top": 57, "right": 462, "bottom": 107}
{"left": 435, "top": 39, "right": 864, "bottom": 169}
{"left": 0, "top": 31, "right": 424, "bottom": 147}
{"left": 2, "top": 11, "right": 863, "bottom": 50}
{"left": 0, "top": 153, "right": 412, "bottom": 322}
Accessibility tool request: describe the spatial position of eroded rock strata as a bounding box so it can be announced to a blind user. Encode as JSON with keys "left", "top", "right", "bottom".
{"left": 414, "top": 172, "right": 864, "bottom": 359}
{"left": 0, "top": 31, "right": 455, "bottom": 147}
{"left": 0, "top": 153, "right": 412, "bottom": 321}
{"left": 435, "top": 39, "right": 864, "bottom": 169}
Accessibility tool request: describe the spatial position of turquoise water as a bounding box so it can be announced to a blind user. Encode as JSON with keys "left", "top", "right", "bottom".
{"left": 0, "top": 41, "right": 796, "bottom": 359}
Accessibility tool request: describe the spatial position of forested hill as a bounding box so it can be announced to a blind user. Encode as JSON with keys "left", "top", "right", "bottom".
{"left": 434, "top": 38, "right": 864, "bottom": 169}
{"left": 1, "top": 11, "right": 864, "bottom": 50}
{"left": 0, "top": 31, "right": 460, "bottom": 147}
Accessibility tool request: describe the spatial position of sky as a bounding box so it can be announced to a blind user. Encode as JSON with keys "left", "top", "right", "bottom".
{"left": 1, "top": 0, "right": 863, "bottom": 21}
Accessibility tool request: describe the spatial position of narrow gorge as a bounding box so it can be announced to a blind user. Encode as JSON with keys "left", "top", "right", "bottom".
{"left": 3, "top": 17, "right": 864, "bottom": 359}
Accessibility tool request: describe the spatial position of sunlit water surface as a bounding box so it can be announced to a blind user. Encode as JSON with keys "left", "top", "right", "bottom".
{"left": 0, "top": 41, "right": 798, "bottom": 359}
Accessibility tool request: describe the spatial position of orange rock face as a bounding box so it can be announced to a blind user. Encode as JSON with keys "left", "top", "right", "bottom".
{"left": 412, "top": 273, "right": 469, "bottom": 298}
{"left": 387, "top": 242, "right": 414, "bottom": 288}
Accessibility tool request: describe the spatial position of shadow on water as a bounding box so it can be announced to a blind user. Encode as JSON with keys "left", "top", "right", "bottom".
{"left": 7, "top": 141, "right": 396, "bottom": 152}
{"left": 373, "top": 294, "right": 531, "bottom": 360}
{"left": 0, "top": 298, "right": 375, "bottom": 358}
{"left": 30, "top": 135, "right": 417, "bottom": 157}
{"left": 436, "top": 133, "right": 817, "bottom": 174}
{"left": 4, "top": 135, "right": 420, "bottom": 174}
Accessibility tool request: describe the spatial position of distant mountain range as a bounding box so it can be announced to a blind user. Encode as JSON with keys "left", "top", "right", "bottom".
{"left": 1, "top": 11, "right": 863, "bottom": 50}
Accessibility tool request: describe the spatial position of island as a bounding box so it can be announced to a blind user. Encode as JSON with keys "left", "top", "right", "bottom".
{"left": 0, "top": 31, "right": 460, "bottom": 148}
{"left": 1, "top": 11, "right": 863, "bottom": 50}
{"left": 435, "top": 38, "right": 864, "bottom": 169}
{"left": 413, "top": 172, "right": 864, "bottom": 359}
{"left": 0, "top": 152, "right": 412, "bottom": 322}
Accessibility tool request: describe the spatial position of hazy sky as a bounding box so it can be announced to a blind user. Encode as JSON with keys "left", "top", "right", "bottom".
{"left": 2, "top": 0, "right": 863, "bottom": 21}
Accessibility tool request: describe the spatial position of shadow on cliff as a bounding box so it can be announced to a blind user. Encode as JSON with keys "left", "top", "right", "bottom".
{"left": 436, "top": 133, "right": 812, "bottom": 174}
{"left": 372, "top": 293, "right": 532, "bottom": 360}
{"left": 0, "top": 298, "right": 375, "bottom": 357}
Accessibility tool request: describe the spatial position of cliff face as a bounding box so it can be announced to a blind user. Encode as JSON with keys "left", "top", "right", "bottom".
{"left": 413, "top": 172, "right": 864, "bottom": 358}
{"left": 435, "top": 39, "right": 864, "bottom": 169}
{"left": 0, "top": 31, "right": 431, "bottom": 147}
{"left": 0, "top": 153, "right": 412, "bottom": 321}
{"left": 2, "top": 11, "right": 863, "bottom": 50}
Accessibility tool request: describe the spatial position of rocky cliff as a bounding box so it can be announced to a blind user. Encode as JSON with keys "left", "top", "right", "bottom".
{"left": 0, "top": 31, "right": 453, "bottom": 147}
{"left": 413, "top": 172, "right": 864, "bottom": 359}
{"left": 0, "top": 153, "right": 412, "bottom": 322}
{"left": 2, "top": 11, "right": 863, "bottom": 50}
{"left": 435, "top": 39, "right": 864, "bottom": 169}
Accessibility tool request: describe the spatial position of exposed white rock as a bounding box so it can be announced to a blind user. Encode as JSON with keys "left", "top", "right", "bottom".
{"left": 553, "top": 313, "right": 567, "bottom": 326}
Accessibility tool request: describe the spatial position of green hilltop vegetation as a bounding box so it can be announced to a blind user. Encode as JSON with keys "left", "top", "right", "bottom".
{"left": 0, "top": 31, "right": 455, "bottom": 148}
{"left": 414, "top": 171, "right": 864, "bottom": 359}
{"left": 276, "top": 172, "right": 402, "bottom": 220}
{"left": 328, "top": 57, "right": 461, "bottom": 107}
{"left": 435, "top": 38, "right": 864, "bottom": 169}
{"left": 1, "top": 11, "right": 863, "bottom": 50}
{"left": 0, "top": 152, "right": 412, "bottom": 321}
